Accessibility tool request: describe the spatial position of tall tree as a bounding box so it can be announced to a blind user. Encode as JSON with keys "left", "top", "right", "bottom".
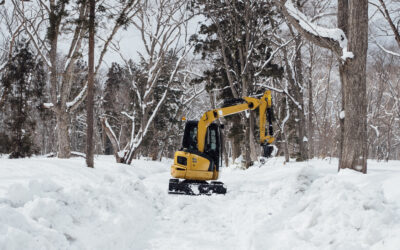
{"left": 1, "top": 42, "right": 46, "bottom": 158}
{"left": 12, "top": 0, "right": 140, "bottom": 158}
{"left": 190, "top": 0, "right": 283, "bottom": 167}
{"left": 86, "top": 0, "right": 95, "bottom": 167}
{"left": 102, "top": 0, "right": 193, "bottom": 164}
{"left": 273, "top": 0, "right": 369, "bottom": 173}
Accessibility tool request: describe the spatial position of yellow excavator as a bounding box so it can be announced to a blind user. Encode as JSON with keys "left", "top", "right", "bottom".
{"left": 168, "top": 90, "right": 275, "bottom": 195}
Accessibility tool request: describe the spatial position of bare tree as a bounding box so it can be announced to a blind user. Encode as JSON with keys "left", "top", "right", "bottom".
{"left": 11, "top": 0, "right": 140, "bottom": 158}
{"left": 273, "top": 0, "right": 369, "bottom": 173}
{"left": 102, "top": 0, "right": 194, "bottom": 164}
{"left": 370, "top": 0, "right": 400, "bottom": 56}
{"left": 86, "top": 0, "right": 95, "bottom": 168}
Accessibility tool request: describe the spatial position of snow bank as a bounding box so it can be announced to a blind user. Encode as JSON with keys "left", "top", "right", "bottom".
{"left": 252, "top": 168, "right": 400, "bottom": 249}
{"left": 0, "top": 157, "right": 163, "bottom": 250}
{"left": 1, "top": 156, "right": 400, "bottom": 250}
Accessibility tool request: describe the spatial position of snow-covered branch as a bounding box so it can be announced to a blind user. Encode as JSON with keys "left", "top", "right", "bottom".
{"left": 273, "top": 0, "right": 351, "bottom": 60}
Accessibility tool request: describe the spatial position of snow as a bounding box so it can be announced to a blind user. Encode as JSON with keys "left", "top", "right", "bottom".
{"left": 370, "top": 125, "right": 380, "bottom": 137}
{"left": 117, "top": 150, "right": 127, "bottom": 158}
{"left": 43, "top": 103, "right": 54, "bottom": 108}
{"left": 303, "top": 136, "right": 308, "bottom": 142}
{"left": 374, "top": 40, "right": 400, "bottom": 57}
{"left": 1, "top": 156, "right": 400, "bottom": 250}
{"left": 71, "top": 151, "right": 86, "bottom": 158}
{"left": 284, "top": 1, "right": 354, "bottom": 60}
{"left": 340, "top": 110, "right": 345, "bottom": 119}
{"left": 66, "top": 85, "right": 87, "bottom": 110}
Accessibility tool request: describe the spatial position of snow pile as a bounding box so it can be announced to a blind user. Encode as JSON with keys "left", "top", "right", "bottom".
{"left": 339, "top": 110, "right": 345, "bottom": 119}
{"left": 0, "top": 157, "right": 162, "bottom": 250}
{"left": 251, "top": 166, "right": 400, "bottom": 249}
{"left": 1, "top": 156, "right": 400, "bottom": 250}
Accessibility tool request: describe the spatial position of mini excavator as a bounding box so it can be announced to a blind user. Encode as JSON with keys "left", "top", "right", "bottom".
{"left": 168, "top": 90, "right": 275, "bottom": 195}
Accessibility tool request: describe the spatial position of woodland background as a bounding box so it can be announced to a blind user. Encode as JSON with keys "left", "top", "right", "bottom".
{"left": 0, "top": 0, "right": 399, "bottom": 167}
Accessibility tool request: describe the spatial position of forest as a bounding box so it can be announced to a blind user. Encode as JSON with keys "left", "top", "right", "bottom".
{"left": 0, "top": 0, "right": 399, "bottom": 172}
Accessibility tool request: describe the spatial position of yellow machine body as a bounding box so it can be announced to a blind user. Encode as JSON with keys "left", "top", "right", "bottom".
{"left": 170, "top": 90, "right": 275, "bottom": 183}
{"left": 171, "top": 151, "right": 219, "bottom": 181}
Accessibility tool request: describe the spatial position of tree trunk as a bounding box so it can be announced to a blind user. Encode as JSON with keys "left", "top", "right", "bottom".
{"left": 244, "top": 120, "right": 251, "bottom": 168}
{"left": 307, "top": 45, "right": 315, "bottom": 159}
{"left": 307, "top": 73, "right": 314, "bottom": 159}
{"left": 283, "top": 130, "right": 290, "bottom": 163}
{"left": 56, "top": 111, "right": 71, "bottom": 158}
{"left": 386, "top": 125, "right": 391, "bottom": 162}
{"left": 101, "top": 117, "right": 123, "bottom": 163}
{"left": 338, "top": 0, "right": 368, "bottom": 173}
{"left": 249, "top": 112, "right": 258, "bottom": 162}
{"left": 223, "top": 134, "right": 229, "bottom": 167}
{"left": 282, "top": 41, "right": 307, "bottom": 161}
{"left": 294, "top": 37, "right": 308, "bottom": 161}
{"left": 231, "top": 136, "right": 241, "bottom": 163}
{"left": 86, "top": 0, "right": 95, "bottom": 168}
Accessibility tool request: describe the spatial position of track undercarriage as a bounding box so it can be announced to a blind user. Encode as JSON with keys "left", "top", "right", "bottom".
{"left": 168, "top": 178, "right": 227, "bottom": 195}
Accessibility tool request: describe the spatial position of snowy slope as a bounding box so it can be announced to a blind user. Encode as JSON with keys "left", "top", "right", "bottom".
{"left": 0, "top": 156, "right": 399, "bottom": 250}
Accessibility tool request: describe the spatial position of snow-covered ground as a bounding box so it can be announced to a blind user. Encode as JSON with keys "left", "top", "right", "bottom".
{"left": 0, "top": 156, "right": 399, "bottom": 250}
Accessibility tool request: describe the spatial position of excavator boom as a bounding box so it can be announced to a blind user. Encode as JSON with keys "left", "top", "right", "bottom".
{"left": 197, "top": 91, "right": 274, "bottom": 153}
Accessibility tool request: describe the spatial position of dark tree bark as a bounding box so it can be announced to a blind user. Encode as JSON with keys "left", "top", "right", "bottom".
{"left": 293, "top": 36, "right": 308, "bottom": 161}
{"left": 57, "top": 112, "right": 71, "bottom": 158}
{"left": 338, "top": 0, "right": 368, "bottom": 173}
{"left": 307, "top": 43, "right": 315, "bottom": 159}
{"left": 307, "top": 66, "right": 314, "bottom": 159}
{"left": 337, "top": 0, "right": 348, "bottom": 170}
{"left": 86, "top": 0, "right": 95, "bottom": 168}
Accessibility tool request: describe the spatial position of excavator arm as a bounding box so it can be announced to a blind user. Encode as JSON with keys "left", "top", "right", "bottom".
{"left": 197, "top": 90, "right": 275, "bottom": 153}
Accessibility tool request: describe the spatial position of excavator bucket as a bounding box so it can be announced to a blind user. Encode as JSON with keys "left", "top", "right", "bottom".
{"left": 168, "top": 179, "right": 227, "bottom": 195}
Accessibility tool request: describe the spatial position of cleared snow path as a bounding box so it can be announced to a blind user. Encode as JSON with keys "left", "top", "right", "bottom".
{"left": 1, "top": 156, "right": 400, "bottom": 250}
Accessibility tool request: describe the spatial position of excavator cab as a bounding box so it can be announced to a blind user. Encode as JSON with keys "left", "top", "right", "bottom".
{"left": 183, "top": 122, "right": 222, "bottom": 167}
